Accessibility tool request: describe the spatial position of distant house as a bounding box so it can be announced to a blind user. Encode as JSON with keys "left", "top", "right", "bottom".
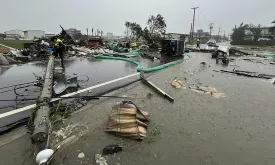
{"left": 24, "top": 30, "right": 45, "bottom": 40}
{"left": 193, "top": 29, "right": 210, "bottom": 41}
{"left": 0, "top": 33, "right": 4, "bottom": 40}
{"left": 245, "top": 26, "right": 275, "bottom": 39}
{"left": 4, "top": 29, "right": 24, "bottom": 39}
{"left": 260, "top": 27, "right": 274, "bottom": 38}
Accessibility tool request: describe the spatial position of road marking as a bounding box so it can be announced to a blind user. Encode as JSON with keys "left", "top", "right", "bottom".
{"left": 0, "top": 73, "right": 140, "bottom": 119}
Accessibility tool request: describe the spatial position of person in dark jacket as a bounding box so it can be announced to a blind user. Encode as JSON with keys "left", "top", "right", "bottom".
{"left": 53, "top": 38, "right": 65, "bottom": 67}
{"left": 196, "top": 38, "right": 201, "bottom": 49}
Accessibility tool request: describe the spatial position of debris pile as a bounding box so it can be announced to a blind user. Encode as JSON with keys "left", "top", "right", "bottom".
{"left": 105, "top": 101, "right": 149, "bottom": 140}
{"left": 102, "top": 144, "right": 122, "bottom": 155}
{"left": 0, "top": 44, "right": 23, "bottom": 65}
{"left": 95, "top": 154, "right": 108, "bottom": 165}
{"left": 190, "top": 86, "right": 226, "bottom": 99}
{"left": 68, "top": 46, "right": 113, "bottom": 56}
{"left": 171, "top": 79, "right": 185, "bottom": 89}
{"left": 220, "top": 69, "right": 275, "bottom": 79}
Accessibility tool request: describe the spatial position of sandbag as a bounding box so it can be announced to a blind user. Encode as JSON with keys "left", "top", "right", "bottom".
{"left": 105, "top": 101, "right": 149, "bottom": 140}
{"left": 0, "top": 54, "right": 9, "bottom": 65}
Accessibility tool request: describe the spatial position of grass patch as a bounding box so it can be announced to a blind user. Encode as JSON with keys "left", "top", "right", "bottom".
{"left": 27, "top": 100, "right": 72, "bottom": 132}
{"left": 27, "top": 99, "right": 41, "bottom": 132}
{"left": 50, "top": 100, "right": 71, "bottom": 123}
{"left": 0, "top": 40, "right": 33, "bottom": 49}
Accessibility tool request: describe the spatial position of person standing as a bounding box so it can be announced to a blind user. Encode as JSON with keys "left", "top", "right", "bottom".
{"left": 53, "top": 38, "right": 65, "bottom": 67}
{"left": 196, "top": 38, "right": 201, "bottom": 49}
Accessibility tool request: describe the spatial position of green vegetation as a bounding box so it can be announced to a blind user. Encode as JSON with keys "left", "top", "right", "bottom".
{"left": 50, "top": 100, "right": 71, "bottom": 123}
{"left": 231, "top": 23, "right": 262, "bottom": 44}
{"left": 27, "top": 99, "right": 41, "bottom": 132}
{"left": 125, "top": 14, "right": 167, "bottom": 48}
{"left": 0, "top": 40, "right": 33, "bottom": 49}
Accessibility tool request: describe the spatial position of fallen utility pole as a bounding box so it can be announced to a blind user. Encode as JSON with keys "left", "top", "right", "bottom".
{"left": 140, "top": 72, "right": 174, "bottom": 102}
{"left": 32, "top": 55, "right": 55, "bottom": 143}
{"left": 0, "top": 94, "right": 147, "bottom": 102}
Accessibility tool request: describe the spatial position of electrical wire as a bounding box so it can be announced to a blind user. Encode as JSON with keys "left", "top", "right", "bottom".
{"left": 0, "top": 81, "right": 38, "bottom": 90}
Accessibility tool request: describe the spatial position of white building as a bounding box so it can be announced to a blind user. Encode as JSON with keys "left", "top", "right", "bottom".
{"left": 24, "top": 30, "right": 45, "bottom": 40}
{"left": 4, "top": 29, "right": 24, "bottom": 38}
{"left": 106, "top": 32, "right": 114, "bottom": 40}
{"left": 45, "top": 32, "right": 55, "bottom": 38}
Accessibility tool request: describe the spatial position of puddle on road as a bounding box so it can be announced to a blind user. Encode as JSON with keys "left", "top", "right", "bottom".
{"left": 0, "top": 56, "right": 182, "bottom": 112}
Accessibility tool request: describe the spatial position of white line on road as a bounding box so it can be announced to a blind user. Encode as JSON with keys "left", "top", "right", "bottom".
{"left": 0, "top": 73, "right": 140, "bottom": 119}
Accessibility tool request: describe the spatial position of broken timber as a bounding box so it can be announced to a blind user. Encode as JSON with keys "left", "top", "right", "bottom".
{"left": 31, "top": 55, "right": 55, "bottom": 143}
{"left": 140, "top": 72, "right": 174, "bottom": 102}
{"left": 220, "top": 69, "right": 275, "bottom": 79}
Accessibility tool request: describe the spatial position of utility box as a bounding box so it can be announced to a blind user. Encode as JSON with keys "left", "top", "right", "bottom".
{"left": 160, "top": 39, "right": 184, "bottom": 56}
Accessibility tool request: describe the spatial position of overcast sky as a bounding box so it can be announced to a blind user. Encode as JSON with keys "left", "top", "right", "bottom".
{"left": 1, "top": 0, "right": 275, "bottom": 36}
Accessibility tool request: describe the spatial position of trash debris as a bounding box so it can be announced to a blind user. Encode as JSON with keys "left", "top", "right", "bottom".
{"left": 53, "top": 76, "right": 79, "bottom": 95}
{"left": 105, "top": 101, "right": 149, "bottom": 140}
{"left": 267, "top": 78, "right": 275, "bottom": 84}
{"left": 200, "top": 62, "right": 206, "bottom": 65}
{"left": 0, "top": 44, "right": 10, "bottom": 54}
{"left": 220, "top": 69, "right": 275, "bottom": 79}
{"left": 78, "top": 152, "right": 85, "bottom": 159}
{"left": 190, "top": 86, "right": 225, "bottom": 99}
{"left": 141, "top": 72, "right": 174, "bottom": 102}
{"left": 36, "top": 145, "right": 61, "bottom": 165}
{"left": 0, "top": 54, "right": 9, "bottom": 65}
{"left": 95, "top": 154, "right": 108, "bottom": 165}
{"left": 103, "top": 144, "right": 122, "bottom": 155}
{"left": 171, "top": 79, "right": 185, "bottom": 89}
{"left": 146, "top": 93, "right": 153, "bottom": 99}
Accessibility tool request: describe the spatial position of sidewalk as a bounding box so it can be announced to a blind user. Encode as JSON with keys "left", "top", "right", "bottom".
{"left": 1, "top": 52, "right": 275, "bottom": 165}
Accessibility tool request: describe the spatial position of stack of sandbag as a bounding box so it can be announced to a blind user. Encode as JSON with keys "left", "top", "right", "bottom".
{"left": 0, "top": 53, "right": 9, "bottom": 65}
{"left": 106, "top": 101, "right": 149, "bottom": 140}
{"left": 0, "top": 45, "right": 10, "bottom": 54}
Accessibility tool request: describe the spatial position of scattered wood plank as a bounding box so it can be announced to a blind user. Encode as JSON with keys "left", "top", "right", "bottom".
{"left": 140, "top": 72, "right": 174, "bottom": 102}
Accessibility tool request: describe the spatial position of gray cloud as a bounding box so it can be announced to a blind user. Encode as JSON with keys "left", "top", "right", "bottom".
{"left": 1, "top": 0, "right": 275, "bottom": 36}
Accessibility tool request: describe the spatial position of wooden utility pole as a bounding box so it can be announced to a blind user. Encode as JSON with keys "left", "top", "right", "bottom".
{"left": 86, "top": 28, "right": 89, "bottom": 46}
{"left": 32, "top": 55, "right": 55, "bottom": 143}
{"left": 218, "top": 28, "right": 221, "bottom": 42}
{"left": 209, "top": 23, "right": 214, "bottom": 39}
{"left": 190, "top": 23, "right": 193, "bottom": 42}
{"left": 191, "top": 7, "right": 199, "bottom": 41}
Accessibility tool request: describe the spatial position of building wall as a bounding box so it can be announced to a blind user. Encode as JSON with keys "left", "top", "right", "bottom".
{"left": 66, "top": 28, "right": 81, "bottom": 37}
{"left": 4, "top": 29, "right": 24, "bottom": 38}
{"left": 106, "top": 32, "right": 114, "bottom": 40}
{"left": 24, "top": 30, "right": 45, "bottom": 40}
{"left": 261, "top": 28, "right": 273, "bottom": 37}
{"left": 45, "top": 32, "right": 55, "bottom": 38}
{"left": 244, "top": 27, "right": 274, "bottom": 39}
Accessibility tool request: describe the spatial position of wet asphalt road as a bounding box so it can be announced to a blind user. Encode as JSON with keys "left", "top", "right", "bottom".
{"left": 0, "top": 56, "right": 164, "bottom": 131}
{"left": 45, "top": 52, "right": 275, "bottom": 164}
{"left": 1, "top": 52, "right": 275, "bottom": 165}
